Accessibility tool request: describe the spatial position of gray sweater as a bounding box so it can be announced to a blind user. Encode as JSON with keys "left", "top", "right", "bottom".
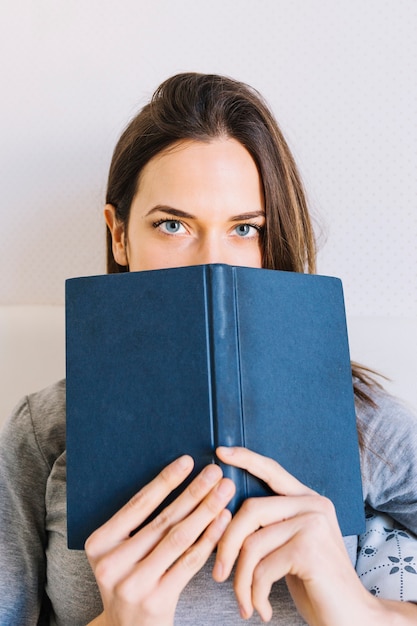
{"left": 1, "top": 380, "right": 417, "bottom": 625}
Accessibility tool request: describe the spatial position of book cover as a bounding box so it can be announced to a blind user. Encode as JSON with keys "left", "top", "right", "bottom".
{"left": 66, "top": 264, "right": 365, "bottom": 550}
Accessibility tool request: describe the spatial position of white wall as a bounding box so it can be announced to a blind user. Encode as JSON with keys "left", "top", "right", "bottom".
{"left": 1, "top": 1, "right": 416, "bottom": 411}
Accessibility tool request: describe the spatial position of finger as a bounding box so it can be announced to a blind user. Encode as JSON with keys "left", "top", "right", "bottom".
{"left": 142, "top": 463, "right": 224, "bottom": 544}
{"left": 250, "top": 533, "right": 320, "bottom": 623}
{"left": 235, "top": 510, "right": 349, "bottom": 622}
{"left": 216, "top": 446, "right": 316, "bottom": 497}
{"left": 86, "top": 454, "right": 194, "bottom": 559}
{"left": 251, "top": 547, "right": 287, "bottom": 623}
{"left": 232, "top": 523, "right": 283, "bottom": 620}
{"left": 123, "top": 510, "right": 233, "bottom": 621}
{"left": 89, "top": 462, "right": 227, "bottom": 589}
{"left": 161, "top": 508, "right": 232, "bottom": 595}
{"left": 146, "top": 476, "right": 235, "bottom": 574}
{"left": 214, "top": 493, "right": 338, "bottom": 581}
{"left": 111, "top": 477, "right": 235, "bottom": 604}
{"left": 100, "top": 463, "right": 226, "bottom": 577}
{"left": 231, "top": 520, "right": 307, "bottom": 622}
{"left": 232, "top": 519, "right": 310, "bottom": 620}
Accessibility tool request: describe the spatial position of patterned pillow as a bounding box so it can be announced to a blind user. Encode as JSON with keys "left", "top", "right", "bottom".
{"left": 356, "top": 507, "right": 417, "bottom": 602}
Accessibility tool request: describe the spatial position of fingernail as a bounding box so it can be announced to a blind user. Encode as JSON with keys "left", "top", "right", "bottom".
{"left": 217, "top": 509, "right": 230, "bottom": 529}
{"left": 216, "top": 479, "right": 233, "bottom": 497}
{"left": 203, "top": 464, "right": 220, "bottom": 483}
{"left": 239, "top": 604, "right": 247, "bottom": 619}
{"left": 178, "top": 455, "right": 193, "bottom": 470}
{"left": 213, "top": 560, "right": 223, "bottom": 580}
{"left": 218, "top": 446, "right": 234, "bottom": 456}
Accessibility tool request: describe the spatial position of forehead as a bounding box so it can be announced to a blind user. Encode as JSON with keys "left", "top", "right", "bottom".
{"left": 136, "top": 138, "right": 262, "bottom": 198}
{"left": 128, "top": 138, "right": 265, "bottom": 224}
{"left": 135, "top": 137, "right": 264, "bottom": 212}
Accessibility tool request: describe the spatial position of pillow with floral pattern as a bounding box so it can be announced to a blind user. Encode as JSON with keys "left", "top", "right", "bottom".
{"left": 356, "top": 506, "right": 417, "bottom": 602}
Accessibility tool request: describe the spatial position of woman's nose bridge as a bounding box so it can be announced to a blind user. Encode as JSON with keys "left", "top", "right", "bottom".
{"left": 197, "top": 231, "right": 228, "bottom": 264}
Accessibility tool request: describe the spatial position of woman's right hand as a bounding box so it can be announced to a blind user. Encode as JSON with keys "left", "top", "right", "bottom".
{"left": 85, "top": 455, "right": 235, "bottom": 626}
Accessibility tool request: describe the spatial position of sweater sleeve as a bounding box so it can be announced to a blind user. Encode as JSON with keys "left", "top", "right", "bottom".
{"left": 0, "top": 381, "right": 66, "bottom": 625}
{"left": 358, "top": 385, "right": 417, "bottom": 535}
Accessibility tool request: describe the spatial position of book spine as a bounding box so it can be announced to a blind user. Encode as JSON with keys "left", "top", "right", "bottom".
{"left": 205, "top": 265, "right": 245, "bottom": 514}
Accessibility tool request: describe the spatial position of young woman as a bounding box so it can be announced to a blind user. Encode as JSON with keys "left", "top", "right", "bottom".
{"left": 1, "top": 73, "right": 416, "bottom": 626}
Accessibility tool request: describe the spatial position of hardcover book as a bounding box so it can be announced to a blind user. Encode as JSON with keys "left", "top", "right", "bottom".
{"left": 66, "top": 264, "right": 365, "bottom": 550}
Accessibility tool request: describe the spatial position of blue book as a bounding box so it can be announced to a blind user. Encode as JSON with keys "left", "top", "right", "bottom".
{"left": 66, "top": 264, "right": 365, "bottom": 550}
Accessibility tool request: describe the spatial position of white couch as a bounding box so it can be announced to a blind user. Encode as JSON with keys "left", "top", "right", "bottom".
{"left": 0, "top": 306, "right": 416, "bottom": 429}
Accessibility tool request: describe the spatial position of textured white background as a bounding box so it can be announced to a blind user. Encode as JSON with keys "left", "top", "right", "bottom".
{"left": 0, "top": 0, "right": 416, "bottom": 319}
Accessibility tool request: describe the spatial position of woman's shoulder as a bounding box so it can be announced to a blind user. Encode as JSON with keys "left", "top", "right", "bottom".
{"left": 356, "top": 378, "right": 417, "bottom": 531}
{"left": 26, "top": 378, "right": 66, "bottom": 424}
{"left": 355, "top": 377, "right": 417, "bottom": 437}
{"left": 355, "top": 378, "right": 417, "bottom": 472}
{"left": 2, "top": 379, "right": 67, "bottom": 470}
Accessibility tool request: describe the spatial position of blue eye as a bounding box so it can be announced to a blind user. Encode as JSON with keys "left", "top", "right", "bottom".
{"left": 164, "top": 220, "right": 181, "bottom": 233}
{"left": 153, "top": 219, "right": 186, "bottom": 234}
{"left": 234, "top": 224, "right": 259, "bottom": 237}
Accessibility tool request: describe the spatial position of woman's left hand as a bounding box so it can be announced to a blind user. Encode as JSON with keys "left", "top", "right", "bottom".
{"left": 213, "top": 446, "right": 376, "bottom": 625}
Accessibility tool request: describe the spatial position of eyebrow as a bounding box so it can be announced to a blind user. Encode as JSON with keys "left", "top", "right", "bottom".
{"left": 145, "top": 205, "right": 265, "bottom": 221}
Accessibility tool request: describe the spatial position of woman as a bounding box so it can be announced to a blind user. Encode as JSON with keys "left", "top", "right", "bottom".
{"left": 1, "top": 72, "right": 417, "bottom": 625}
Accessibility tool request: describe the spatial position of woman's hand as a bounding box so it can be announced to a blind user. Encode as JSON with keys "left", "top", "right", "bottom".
{"left": 85, "top": 455, "right": 235, "bottom": 626}
{"left": 213, "top": 446, "right": 378, "bottom": 626}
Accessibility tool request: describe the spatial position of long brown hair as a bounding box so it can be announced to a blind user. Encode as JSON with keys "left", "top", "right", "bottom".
{"left": 105, "top": 72, "right": 380, "bottom": 413}
{"left": 106, "top": 73, "right": 315, "bottom": 275}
